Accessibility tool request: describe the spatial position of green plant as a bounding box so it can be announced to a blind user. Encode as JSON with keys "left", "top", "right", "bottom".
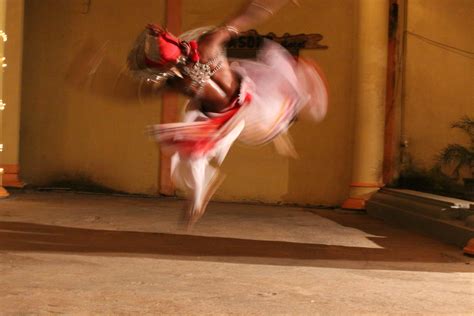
{"left": 397, "top": 160, "right": 464, "bottom": 199}
{"left": 437, "top": 116, "right": 474, "bottom": 180}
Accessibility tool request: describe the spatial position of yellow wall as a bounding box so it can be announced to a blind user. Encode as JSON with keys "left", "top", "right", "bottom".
{"left": 20, "top": 0, "right": 357, "bottom": 205}
{"left": 182, "top": 0, "right": 357, "bottom": 205}
{"left": 20, "top": 0, "right": 166, "bottom": 193}
{"left": 403, "top": 0, "right": 474, "bottom": 170}
{"left": 18, "top": 0, "right": 472, "bottom": 203}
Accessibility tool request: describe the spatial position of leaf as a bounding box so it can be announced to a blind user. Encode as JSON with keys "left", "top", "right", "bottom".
{"left": 451, "top": 115, "right": 474, "bottom": 144}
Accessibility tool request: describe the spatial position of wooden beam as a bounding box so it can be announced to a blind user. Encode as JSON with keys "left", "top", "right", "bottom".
{"left": 383, "top": 0, "right": 405, "bottom": 184}
{"left": 159, "top": 0, "right": 182, "bottom": 196}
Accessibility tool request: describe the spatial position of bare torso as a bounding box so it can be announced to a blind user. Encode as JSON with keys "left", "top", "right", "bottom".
{"left": 167, "top": 31, "right": 242, "bottom": 113}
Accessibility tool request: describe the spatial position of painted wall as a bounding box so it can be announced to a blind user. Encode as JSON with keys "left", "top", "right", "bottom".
{"left": 20, "top": 0, "right": 166, "bottom": 193}
{"left": 403, "top": 0, "right": 474, "bottom": 171}
{"left": 20, "top": 0, "right": 357, "bottom": 205}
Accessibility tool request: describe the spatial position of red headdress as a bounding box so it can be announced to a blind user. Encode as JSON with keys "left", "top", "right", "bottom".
{"left": 127, "top": 24, "right": 200, "bottom": 84}
{"left": 144, "top": 24, "right": 200, "bottom": 68}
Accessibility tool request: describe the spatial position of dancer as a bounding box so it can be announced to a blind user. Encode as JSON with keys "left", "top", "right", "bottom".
{"left": 128, "top": 0, "right": 328, "bottom": 227}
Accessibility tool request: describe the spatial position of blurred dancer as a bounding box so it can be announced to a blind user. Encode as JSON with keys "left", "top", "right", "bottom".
{"left": 128, "top": 0, "right": 328, "bottom": 228}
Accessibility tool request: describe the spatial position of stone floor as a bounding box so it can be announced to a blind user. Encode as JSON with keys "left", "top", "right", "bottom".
{"left": 0, "top": 190, "right": 473, "bottom": 315}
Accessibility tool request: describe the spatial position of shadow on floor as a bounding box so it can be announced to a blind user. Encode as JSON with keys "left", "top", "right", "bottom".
{"left": 0, "top": 221, "right": 472, "bottom": 272}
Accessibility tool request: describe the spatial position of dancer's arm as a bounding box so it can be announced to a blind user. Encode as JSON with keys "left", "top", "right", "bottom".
{"left": 171, "top": 0, "right": 293, "bottom": 112}
{"left": 198, "top": 0, "right": 292, "bottom": 62}
{"left": 225, "top": 0, "right": 291, "bottom": 34}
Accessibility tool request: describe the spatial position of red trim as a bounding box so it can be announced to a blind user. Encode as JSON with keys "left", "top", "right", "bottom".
{"left": 2, "top": 164, "right": 19, "bottom": 174}
{"left": 1, "top": 164, "right": 24, "bottom": 188}
{"left": 157, "top": 105, "right": 241, "bottom": 157}
{"left": 464, "top": 238, "right": 474, "bottom": 256}
{"left": 341, "top": 197, "right": 366, "bottom": 210}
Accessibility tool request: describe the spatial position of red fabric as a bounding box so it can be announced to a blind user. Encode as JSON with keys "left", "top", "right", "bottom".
{"left": 144, "top": 24, "right": 200, "bottom": 66}
{"left": 158, "top": 106, "right": 241, "bottom": 157}
{"left": 189, "top": 40, "right": 200, "bottom": 63}
{"left": 244, "top": 93, "right": 252, "bottom": 103}
{"left": 158, "top": 32, "right": 182, "bottom": 64}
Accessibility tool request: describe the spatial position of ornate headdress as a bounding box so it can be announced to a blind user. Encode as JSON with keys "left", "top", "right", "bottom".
{"left": 127, "top": 24, "right": 200, "bottom": 85}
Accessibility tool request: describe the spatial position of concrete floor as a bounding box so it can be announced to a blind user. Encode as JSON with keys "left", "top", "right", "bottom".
{"left": 0, "top": 191, "right": 473, "bottom": 315}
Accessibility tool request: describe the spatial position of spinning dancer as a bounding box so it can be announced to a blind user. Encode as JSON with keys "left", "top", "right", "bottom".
{"left": 128, "top": 0, "right": 328, "bottom": 227}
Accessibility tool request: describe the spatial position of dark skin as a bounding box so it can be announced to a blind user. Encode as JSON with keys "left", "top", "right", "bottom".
{"left": 167, "top": 28, "right": 241, "bottom": 113}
